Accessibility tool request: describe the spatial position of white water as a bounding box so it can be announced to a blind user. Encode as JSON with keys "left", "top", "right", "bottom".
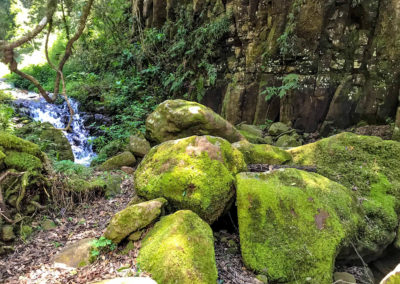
{"left": 0, "top": 80, "right": 96, "bottom": 166}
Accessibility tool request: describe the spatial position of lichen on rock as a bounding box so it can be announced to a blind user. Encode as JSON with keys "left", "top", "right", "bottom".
{"left": 137, "top": 210, "right": 218, "bottom": 284}
{"left": 135, "top": 135, "right": 246, "bottom": 223}
{"left": 236, "top": 168, "right": 361, "bottom": 283}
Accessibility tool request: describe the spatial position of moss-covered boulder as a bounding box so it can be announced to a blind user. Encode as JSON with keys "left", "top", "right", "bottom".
{"left": 137, "top": 210, "right": 218, "bottom": 284}
{"left": 135, "top": 135, "right": 246, "bottom": 223}
{"left": 268, "top": 122, "right": 290, "bottom": 136}
{"left": 146, "top": 99, "right": 245, "bottom": 144}
{"left": 381, "top": 264, "right": 400, "bottom": 284}
{"left": 237, "top": 169, "right": 361, "bottom": 283}
{"left": 15, "top": 122, "right": 74, "bottom": 161}
{"left": 1, "top": 225, "right": 16, "bottom": 242}
{"left": 275, "top": 134, "right": 302, "bottom": 148}
{"left": 53, "top": 238, "right": 95, "bottom": 268}
{"left": 0, "top": 131, "right": 43, "bottom": 159}
{"left": 232, "top": 140, "right": 292, "bottom": 164}
{"left": 237, "top": 124, "right": 266, "bottom": 144}
{"left": 128, "top": 135, "right": 151, "bottom": 157}
{"left": 289, "top": 132, "right": 400, "bottom": 261}
{"left": 104, "top": 198, "right": 167, "bottom": 244}
{"left": 99, "top": 151, "right": 136, "bottom": 171}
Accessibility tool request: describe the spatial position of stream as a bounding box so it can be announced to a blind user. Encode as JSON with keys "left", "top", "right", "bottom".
{"left": 0, "top": 79, "right": 96, "bottom": 166}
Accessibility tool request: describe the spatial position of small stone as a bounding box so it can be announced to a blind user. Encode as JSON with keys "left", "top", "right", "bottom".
{"left": 333, "top": 272, "right": 356, "bottom": 283}
{"left": 128, "top": 136, "right": 151, "bottom": 157}
{"left": 256, "top": 274, "right": 268, "bottom": 283}
{"left": 42, "top": 219, "right": 57, "bottom": 231}
{"left": 128, "top": 230, "right": 143, "bottom": 241}
{"left": 121, "top": 166, "right": 135, "bottom": 175}
{"left": 99, "top": 152, "right": 136, "bottom": 171}
{"left": 268, "top": 122, "right": 290, "bottom": 136}
{"left": 53, "top": 238, "right": 95, "bottom": 268}
{"left": 104, "top": 198, "right": 167, "bottom": 244}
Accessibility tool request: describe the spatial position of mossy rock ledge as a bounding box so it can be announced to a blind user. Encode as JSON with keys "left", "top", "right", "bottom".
{"left": 236, "top": 169, "right": 361, "bottom": 284}
{"left": 289, "top": 132, "right": 400, "bottom": 261}
{"left": 134, "top": 135, "right": 246, "bottom": 224}
{"left": 145, "top": 99, "right": 245, "bottom": 144}
{"left": 232, "top": 140, "right": 292, "bottom": 165}
{"left": 137, "top": 210, "right": 218, "bottom": 284}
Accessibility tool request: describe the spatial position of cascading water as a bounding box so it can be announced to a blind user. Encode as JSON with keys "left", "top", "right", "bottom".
{"left": 0, "top": 79, "right": 96, "bottom": 166}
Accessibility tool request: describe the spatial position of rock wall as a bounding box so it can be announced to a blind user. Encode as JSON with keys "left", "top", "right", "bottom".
{"left": 139, "top": 0, "right": 400, "bottom": 133}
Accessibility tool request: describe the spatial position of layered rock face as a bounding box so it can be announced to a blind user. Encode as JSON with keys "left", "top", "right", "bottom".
{"left": 136, "top": 0, "right": 400, "bottom": 133}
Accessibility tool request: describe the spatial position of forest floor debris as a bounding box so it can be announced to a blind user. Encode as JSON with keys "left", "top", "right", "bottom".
{"left": 0, "top": 178, "right": 259, "bottom": 284}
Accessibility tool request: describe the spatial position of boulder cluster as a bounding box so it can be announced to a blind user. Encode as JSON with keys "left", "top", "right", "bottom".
{"left": 92, "top": 100, "right": 400, "bottom": 283}
{"left": 5, "top": 99, "right": 400, "bottom": 283}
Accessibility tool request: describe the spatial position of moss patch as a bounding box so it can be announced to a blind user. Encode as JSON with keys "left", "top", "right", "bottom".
{"left": 232, "top": 140, "right": 292, "bottom": 165}
{"left": 237, "top": 169, "right": 361, "bottom": 283}
{"left": 289, "top": 132, "right": 400, "bottom": 259}
{"left": 137, "top": 210, "right": 218, "bottom": 284}
{"left": 0, "top": 131, "right": 41, "bottom": 158}
{"left": 134, "top": 135, "right": 246, "bottom": 223}
{"left": 4, "top": 151, "right": 43, "bottom": 171}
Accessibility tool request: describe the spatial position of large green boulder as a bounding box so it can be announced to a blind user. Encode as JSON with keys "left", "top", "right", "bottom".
{"left": 15, "top": 122, "right": 74, "bottom": 161}
{"left": 0, "top": 131, "right": 42, "bottom": 158}
{"left": 99, "top": 151, "right": 136, "bottom": 171}
{"left": 289, "top": 132, "right": 400, "bottom": 261}
{"left": 104, "top": 198, "right": 167, "bottom": 243}
{"left": 232, "top": 140, "right": 292, "bottom": 164}
{"left": 237, "top": 169, "right": 361, "bottom": 283}
{"left": 137, "top": 210, "right": 218, "bottom": 284}
{"left": 146, "top": 99, "right": 245, "bottom": 143}
{"left": 135, "top": 135, "right": 246, "bottom": 223}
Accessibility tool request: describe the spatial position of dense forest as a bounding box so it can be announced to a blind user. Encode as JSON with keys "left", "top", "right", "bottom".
{"left": 1, "top": 0, "right": 400, "bottom": 283}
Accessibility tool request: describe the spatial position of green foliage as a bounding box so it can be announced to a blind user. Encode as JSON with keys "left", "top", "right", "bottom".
{"left": 53, "top": 160, "right": 93, "bottom": 178}
{"left": 261, "top": 74, "right": 300, "bottom": 101}
{"left": 0, "top": 0, "right": 16, "bottom": 40}
{"left": 0, "top": 104, "right": 14, "bottom": 132}
{"left": 277, "top": 0, "right": 303, "bottom": 57}
{"left": 90, "top": 236, "right": 116, "bottom": 260}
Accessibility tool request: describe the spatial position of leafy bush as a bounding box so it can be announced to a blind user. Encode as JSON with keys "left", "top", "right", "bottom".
{"left": 90, "top": 236, "right": 116, "bottom": 260}
{"left": 262, "top": 74, "right": 300, "bottom": 101}
{"left": 0, "top": 103, "right": 14, "bottom": 132}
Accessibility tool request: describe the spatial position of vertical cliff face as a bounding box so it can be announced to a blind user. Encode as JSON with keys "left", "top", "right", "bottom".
{"left": 139, "top": 0, "right": 400, "bottom": 133}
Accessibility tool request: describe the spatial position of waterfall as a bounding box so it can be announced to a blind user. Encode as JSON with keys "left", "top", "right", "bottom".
{"left": 0, "top": 80, "right": 96, "bottom": 166}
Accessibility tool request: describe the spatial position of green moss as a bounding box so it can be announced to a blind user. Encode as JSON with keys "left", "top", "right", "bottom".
{"left": 4, "top": 151, "right": 43, "bottom": 171}
{"left": 98, "top": 151, "right": 136, "bottom": 171}
{"left": 104, "top": 198, "right": 167, "bottom": 244}
{"left": 232, "top": 140, "right": 292, "bottom": 165}
{"left": 137, "top": 210, "right": 218, "bottom": 284}
{"left": 0, "top": 149, "right": 5, "bottom": 164}
{"left": 15, "top": 122, "right": 74, "bottom": 161}
{"left": 238, "top": 129, "right": 267, "bottom": 144}
{"left": 0, "top": 132, "right": 41, "bottom": 158}
{"left": 146, "top": 99, "right": 244, "bottom": 143}
{"left": 289, "top": 133, "right": 400, "bottom": 258}
{"left": 237, "top": 169, "right": 361, "bottom": 283}
{"left": 135, "top": 135, "right": 246, "bottom": 223}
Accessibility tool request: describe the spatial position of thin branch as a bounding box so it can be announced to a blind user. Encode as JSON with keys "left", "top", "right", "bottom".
{"left": 53, "top": 0, "right": 94, "bottom": 98}
{"left": 0, "top": 0, "right": 58, "bottom": 51}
